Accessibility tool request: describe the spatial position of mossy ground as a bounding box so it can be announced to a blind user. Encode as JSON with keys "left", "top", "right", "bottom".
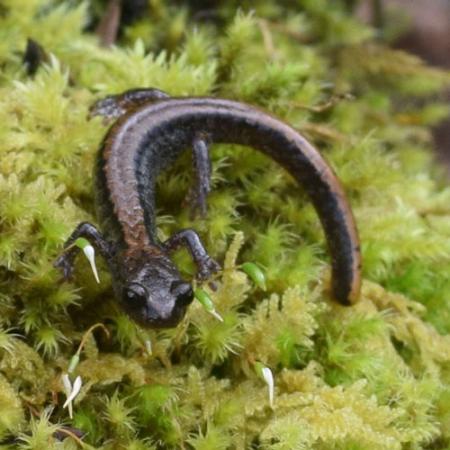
{"left": 0, "top": 1, "right": 450, "bottom": 449}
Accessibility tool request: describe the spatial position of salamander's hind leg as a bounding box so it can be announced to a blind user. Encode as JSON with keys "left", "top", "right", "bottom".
{"left": 185, "top": 135, "right": 212, "bottom": 218}
{"left": 54, "top": 222, "right": 114, "bottom": 280}
{"left": 162, "top": 229, "right": 220, "bottom": 281}
{"left": 88, "top": 87, "right": 170, "bottom": 120}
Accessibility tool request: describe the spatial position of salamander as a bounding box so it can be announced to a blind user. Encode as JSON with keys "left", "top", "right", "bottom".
{"left": 54, "top": 88, "right": 361, "bottom": 328}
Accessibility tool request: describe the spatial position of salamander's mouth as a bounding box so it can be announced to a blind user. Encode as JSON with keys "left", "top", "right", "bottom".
{"left": 144, "top": 313, "right": 185, "bottom": 329}
{"left": 125, "top": 304, "right": 188, "bottom": 329}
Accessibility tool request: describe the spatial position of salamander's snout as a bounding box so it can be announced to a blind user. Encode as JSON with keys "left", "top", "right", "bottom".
{"left": 121, "top": 279, "right": 193, "bottom": 329}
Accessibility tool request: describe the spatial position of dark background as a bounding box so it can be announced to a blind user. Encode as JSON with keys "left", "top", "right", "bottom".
{"left": 358, "top": 0, "right": 450, "bottom": 175}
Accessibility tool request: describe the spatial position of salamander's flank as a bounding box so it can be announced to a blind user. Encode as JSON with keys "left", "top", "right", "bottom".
{"left": 55, "top": 88, "right": 361, "bottom": 328}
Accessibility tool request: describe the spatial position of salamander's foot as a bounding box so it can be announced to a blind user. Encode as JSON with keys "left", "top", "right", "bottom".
{"left": 54, "top": 252, "right": 75, "bottom": 281}
{"left": 88, "top": 88, "right": 170, "bottom": 121}
{"left": 88, "top": 95, "right": 125, "bottom": 120}
{"left": 162, "top": 228, "right": 220, "bottom": 282}
{"left": 53, "top": 222, "right": 113, "bottom": 282}
{"left": 197, "top": 255, "right": 221, "bottom": 281}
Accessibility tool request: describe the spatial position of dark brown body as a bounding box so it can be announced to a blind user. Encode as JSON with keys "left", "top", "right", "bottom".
{"left": 96, "top": 97, "right": 361, "bottom": 305}
{"left": 56, "top": 91, "right": 361, "bottom": 329}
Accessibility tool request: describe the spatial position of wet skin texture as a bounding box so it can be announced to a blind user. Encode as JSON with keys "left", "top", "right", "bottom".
{"left": 55, "top": 88, "right": 362, "bottom": 328}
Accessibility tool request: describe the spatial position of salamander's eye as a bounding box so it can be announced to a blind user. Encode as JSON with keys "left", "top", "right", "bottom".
{"left": 124, "top": 283, "right": 147, "bottom": 307}
{"left": 171, "top": 281, "right": 194, "bottom": 306}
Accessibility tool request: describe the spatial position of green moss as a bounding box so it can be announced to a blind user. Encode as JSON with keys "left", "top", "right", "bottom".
{"left": 0, "top": 0, "right": 449, "bottom": 448}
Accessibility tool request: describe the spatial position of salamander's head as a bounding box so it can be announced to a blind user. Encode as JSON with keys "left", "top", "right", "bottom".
{"left": 119, "top": 255, "right": 194, "bottom": 328}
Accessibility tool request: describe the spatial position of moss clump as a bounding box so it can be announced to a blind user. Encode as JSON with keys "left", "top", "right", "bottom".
{"left": 0, "top": 0, "right": 450, "bottom": 448}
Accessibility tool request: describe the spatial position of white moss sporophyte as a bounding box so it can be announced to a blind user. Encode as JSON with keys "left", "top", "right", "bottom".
{"left": 62, "top": 373, "right": 82, "bottom": 419}
{"left": 74, "top": 237, "right": 100, "bottom": 283}
{"left": 145, "top": 339, "right": 152, "bottom": 356}
{"left": 61, "top": 324, "right": 109, "bottom": 418}
{"left": 254, "top": 361, "right": 274, "bottom": 408}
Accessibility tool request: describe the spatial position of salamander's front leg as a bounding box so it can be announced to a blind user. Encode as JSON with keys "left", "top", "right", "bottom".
{"left": 162, "top": 229, "right": 220, "bottom": 281}
{"left": 88, "top": 87, "right": 170, "bottom": 120}
{"left": 186, "top": 136, "right": 212, "bottom": 218}
{"left": 54, "top": 222, "right": 113, "bottom": 280}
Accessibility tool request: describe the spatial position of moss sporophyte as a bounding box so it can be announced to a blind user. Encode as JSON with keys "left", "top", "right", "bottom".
{"left": 74, "top": 237, "right": 100, "bottom": 283}
{"left": 1, "top": 1, "right": 450, "bottom": 448}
